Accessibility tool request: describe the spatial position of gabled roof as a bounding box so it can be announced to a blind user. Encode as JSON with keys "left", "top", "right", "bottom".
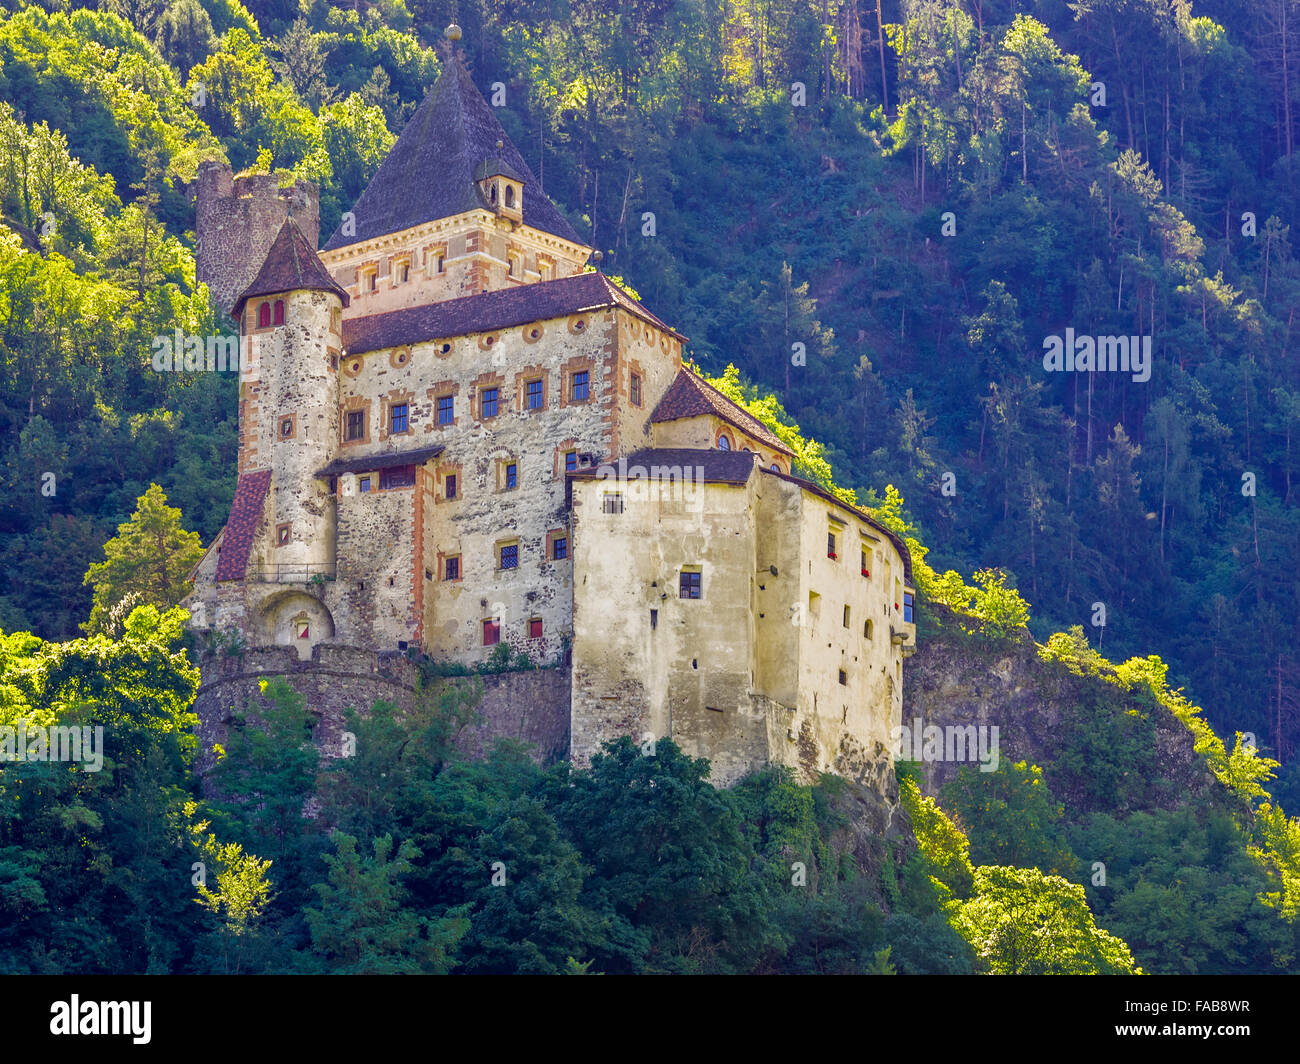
{"left": 650, "top": 370, "right": 794, "bottom": 457}
{"left": 315, "top": 444, "right": 445, "bottom": 478}
{"left": 323, "top": 49, "right": 583, "bottom": 251}
{"left": 342, "top": 271, "right": 684, "bottom": 354}
{"left": 214, "top": 469, "right": 271, "bottom": 582}
{"left": 234, "top": 217, "right": 350, "bottom": 316}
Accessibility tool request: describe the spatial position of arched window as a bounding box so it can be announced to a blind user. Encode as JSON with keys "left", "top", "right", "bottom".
{"left": 273, "top": 299, "right": 285, "bottom": 325}
{"left": 505, "top": 185, "right": 515, "bottom": 208}
{"left": 717, "top": 434, "right": 731, "bottom": 451}
{"left": 490, "top": 183, "right": 498, "bottom": 205}
{"left": 770, "top": 462, "right": 781, "bottom": 472}
{"left": 257, "top": 302, "right": 271, "bottom": 328}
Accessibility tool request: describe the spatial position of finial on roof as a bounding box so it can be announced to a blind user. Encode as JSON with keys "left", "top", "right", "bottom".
{"left": 445, "top": 22, "right": 462, "bottom": 41}
{"left": 592, "top": 250, "right": 604, "bottom": 265}
{"left": 496, "top": 139, "right": 503, "bottom": 150}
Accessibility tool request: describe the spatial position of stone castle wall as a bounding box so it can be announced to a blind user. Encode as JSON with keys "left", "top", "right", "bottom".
{"left": 194, "top": 161, "right": 320, "bottom": 315}
{"left": 191, "top": 644, "right": 571, "bottom": 778}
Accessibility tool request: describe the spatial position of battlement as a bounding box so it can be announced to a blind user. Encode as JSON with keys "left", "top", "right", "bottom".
{"left": 191, "top": 643, "right": 571, "bottom": 782}
{"left": 194, "top": 161, "right": 320, "bottom": 315}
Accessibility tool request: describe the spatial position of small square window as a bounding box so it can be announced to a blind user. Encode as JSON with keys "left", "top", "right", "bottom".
{"left": 276, "top": 522, "right": 291, "bottom": 546}
{"left": 827, "top": 532, "right": 837, "bottom": 559}
{"left": 571, "top": 370, "right": 589, "bottom": 402}
{"left": 346, "top": 410, "right": 365, "bottom": 441}
{"left": 838, "top": 669, "right": 848, "bottom": 686}
{"left": 680, "top": 571, "right": 701, "bottom": 599}
{"left": 280, "top": 416, "right": 295, "bottom": 439}
{"left": 396, "top": 261, "right": 409, "bottom": 284}
{"left": 630, "top": 373, "right": 642, "bottom": 407}
{"left": 564, "top": 451, "right": 577, "bottom": 473}
{"left": 528, "top": 617, "right": 543, "bottom": 639}
{"left": 482, "top": 618, "right": 500, "bottom": 646}
{"left": 603, "top": 492, "right": 624, "bottom": 514}
{"left": 390, "top": 403, "right": 409, "bottom": 434}
{"left": 359, "top": 476, "right": 372, "bottom": 493}
{"left": 552, "top": 536, "right": 567, "bottom": 561}
{"left": 445, "top": 474, "right": 457, "bottom": 500}
{"left": 444, "top": 555, "right": 460, "bottom": 580}
{"left": 527, "top": 378, "right": 544, "bottom": 410}
{"left": 437, "top": 394, "right": 454, "bottom": 425}
{"left": 500, "top": 544, "right": 518, "bottom": 570}
{"left": 481, "top": 387, "right": 500, "bottom": 419}
{"left": 505, "top": 463, "right": 517, "bottom": 489}
{"left": 904, "top": 592, "right": 915, "bottom": 624}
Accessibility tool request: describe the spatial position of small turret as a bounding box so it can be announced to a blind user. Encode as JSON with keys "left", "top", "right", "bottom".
{"left": 234, "top": 218, "right": 349, "bottom": 579}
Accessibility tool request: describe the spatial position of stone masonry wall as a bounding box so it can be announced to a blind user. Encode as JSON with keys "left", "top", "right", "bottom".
{"left": 194, "top": 162, "right": 320, "bottom": 316}
{"left": 191, "top": 644, "right": 571, "bottom": 779}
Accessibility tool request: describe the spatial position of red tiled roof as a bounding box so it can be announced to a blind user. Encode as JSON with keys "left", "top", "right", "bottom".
{"left": 342, "top": 271, "right": 684, "bottom": 354}
{"left": 234, "top": 217, "right": 350, "bottom": 317}
{"left": 214, "top": 469, "right": 271, "bottom": 582}
{"left": 650, "top": 370, "right": 794, "bottom": 456}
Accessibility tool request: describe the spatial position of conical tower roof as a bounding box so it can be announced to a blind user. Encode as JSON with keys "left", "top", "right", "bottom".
{"left": 323, "top": 50, "right": 583, "bottom": 251}
{"left": 235, "top": 216, "right": 350, "bottom": 315}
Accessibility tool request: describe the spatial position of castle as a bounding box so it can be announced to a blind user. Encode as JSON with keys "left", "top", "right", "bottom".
{"left": 185, "top": 35, "right": 916, "bottom": 786}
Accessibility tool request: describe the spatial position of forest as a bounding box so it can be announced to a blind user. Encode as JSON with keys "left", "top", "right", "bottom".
{"left": 1, "top": 0, "right": 1299, "bottom": 973}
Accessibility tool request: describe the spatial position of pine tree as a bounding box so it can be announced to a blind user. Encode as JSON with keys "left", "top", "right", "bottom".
{"left": 81, "top": 484, "right": 204, "bottom": 636}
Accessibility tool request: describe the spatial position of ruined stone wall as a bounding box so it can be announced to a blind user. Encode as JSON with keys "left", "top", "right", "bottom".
{"left": 191, "top": 645, "right": 571, "bottom": 777}
{"left": 194, "top": 162, "right": 320, "bottom": 315}
{"left": 319, "top": 213, "right": 590, "bottom": 315}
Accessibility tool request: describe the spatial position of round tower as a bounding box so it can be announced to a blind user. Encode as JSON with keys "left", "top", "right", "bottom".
{"left": 234, "top": 218, "right": 349, "bottom": 580}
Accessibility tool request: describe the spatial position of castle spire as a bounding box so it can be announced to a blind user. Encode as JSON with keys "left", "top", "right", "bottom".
{"left": 235, "top": 216, "right": 349, "bottom": 317}
{"left": 322, "top": 46, "right": 581, "bottom": 251}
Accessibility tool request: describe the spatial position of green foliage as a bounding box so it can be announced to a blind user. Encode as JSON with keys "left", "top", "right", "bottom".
{"left": 302, "top": 832, "right": 467, "bottom": 974}
{"left": 942, "top": 762, "right": 1079, "bottom": 876}
{"left": 950, "top": 866, "right": 1141, "bottom": 975}
{"left": 82, "top": 484, "right": 205, "bottom": 636}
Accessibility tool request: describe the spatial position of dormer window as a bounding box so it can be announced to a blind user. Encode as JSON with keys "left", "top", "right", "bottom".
{"left": 481, "top": 170, "right": 523, "bottom": 221}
